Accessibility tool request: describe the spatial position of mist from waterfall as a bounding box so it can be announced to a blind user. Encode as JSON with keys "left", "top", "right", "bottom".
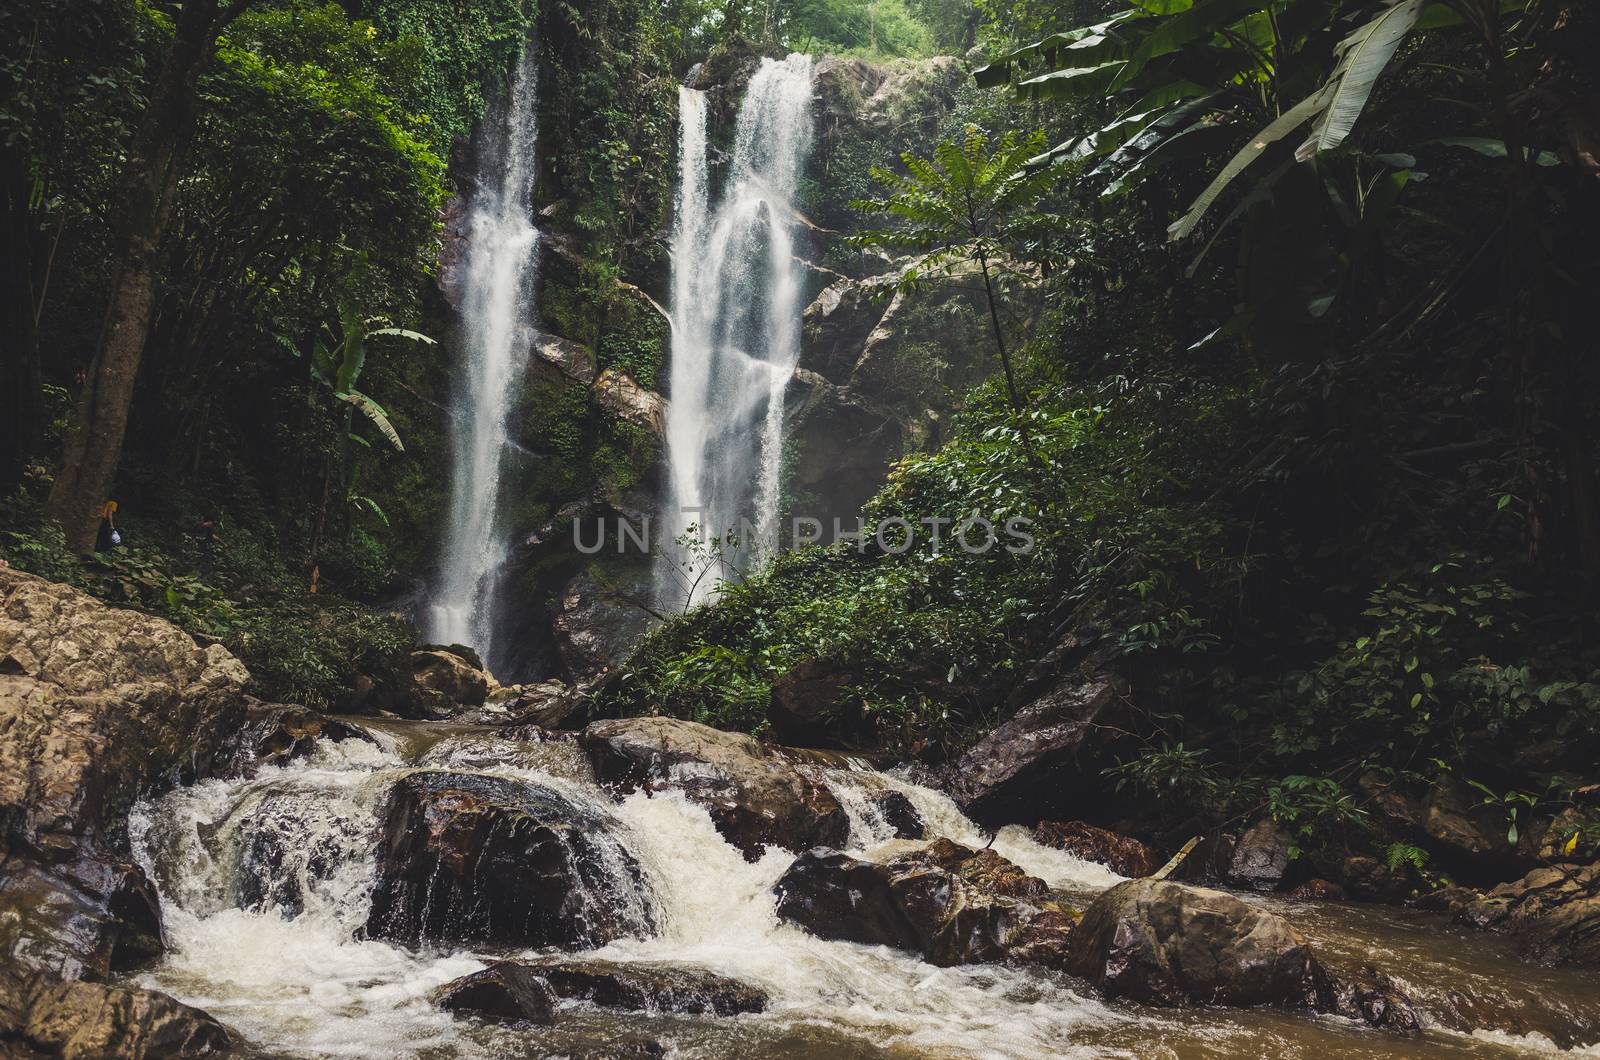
{"left": 427, "top": 45, "right": 541, "bottom": 660}
{"left": 660, "top": 55, "right": 815, "bottom": 609}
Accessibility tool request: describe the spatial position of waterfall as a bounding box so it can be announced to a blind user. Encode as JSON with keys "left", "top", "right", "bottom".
{"left": 427, "top": 45, "right": 541, "bottom": 661}
{"left": 661, "top": 55, "right": 815, "bottom": 609}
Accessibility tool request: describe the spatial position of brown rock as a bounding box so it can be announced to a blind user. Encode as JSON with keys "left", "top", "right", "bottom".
{"left": 1065, "top": 878, "right": 1331, "bottom": 1009}
{"left": 409, "top": 647, "right": 489, "bottom": 718}
{"left": 1032, "top": 821, "right": 1158, "bottom": 878}
{"left": 0, "top": 569, "right": 247, "bottom": 984}
{"left": 365, "top": 771, "right": 653, "bottom": 949}
{"left": 581, "top": 717, "right": 848, "bottom": 860}
{"left": 773, "top": 839, "right": 1076, "bottom": 968}
{"left": 1227, "top": 819, "right": 1296, "bottom": 892}
{"left": 767, "top": 657, "right": 857, "bottom": 746}
{"left": 1451, "top": 862, "right": 1600, "bottom": 967}
{"left": 1287, "top": 878, "right": 1347, "bottom": 902}
{"left": 936, "top": 675, "right": 1128, "bottom": 824}
{"left": 8, "top": 977, "right": 230, "bottom": 1057}
{"left": 516, "top": 958, "right": 767, "bottom": 1015}
{"left": 430, "top": 961, "right": 556, "bottom": 1024}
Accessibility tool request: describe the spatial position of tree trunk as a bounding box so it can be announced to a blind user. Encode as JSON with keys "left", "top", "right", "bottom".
{"left": 44, "top": 0, "right": 234, "bottom": 553}
{"left": 0, "top": 152, "right": 42, "bottom": 491}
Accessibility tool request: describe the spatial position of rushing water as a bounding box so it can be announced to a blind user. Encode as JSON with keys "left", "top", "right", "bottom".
{"left": 428, "top": 44, "right": 541, "bottom": 660}
{"left": 660, "top": 55, "right": 816, "bottom": 608}
{"left": 128, "top": 720, "right": 1600, "bottom": 1059}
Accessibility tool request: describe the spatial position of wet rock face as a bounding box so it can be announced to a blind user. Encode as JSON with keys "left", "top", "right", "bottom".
{"left": 365, "top": 771, "right": 652, "bottom": 950}
{"left": 867, "top": 790, "right": 925, "bottom": 840}
{"left": 6, "top": 978, "right": 231, "bottom": 1057}
{"left": 1450, "top": 861, "right": 1600, "bottom": 967}
{"left": 767, "top": 657, "right": 858, "bottom": 746}
{"left": 1227, "top": 819, "right": 1297, "bottom": 892}
{"left": 1064, "top": 878, "right": 1331, "bottom": 1009}
{"left": 515, "top": 958, "right": 767, "bottom": 1016}
{"left": 0, "top": 569, "right": 248, "bottom": 985}
{"left": 936, "top": 675, "right": 1128, "bottom": 825}
{"left": 1032, "top": 821, "right": 1157, "bottom": 879}
{"left": 774, "top": 838, "right": 1076, "bottom": 968}
{"left": 553, "top": 571, "right": 656, "bottom": 684}
{"left": 212, "top": 702, "right": 377, "bottom": 777}
{"left": 1329, "top": 967, "right": 1422, "bottom": 1034}
{"left": 581, "top": 717, "right": 849, "bottom": 860}
{"left": 431, "top": 958, "right": 767, "bottom": 1025}
{"left": 430, "top": 962, "right": 557, "bottom": 1025}
{"left": 409, "top": 646, "right": 490, "bottom": 719}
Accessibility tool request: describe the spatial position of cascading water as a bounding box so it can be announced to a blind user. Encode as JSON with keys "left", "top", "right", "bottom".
{"left": 661, "top": 55, "right": 815, "bottom": 609}
{"left": 428, "top": 44, "right": 541, "bottom": 660}
{"left": 129, "top": 720, "right": 1600, "bottom": 1059}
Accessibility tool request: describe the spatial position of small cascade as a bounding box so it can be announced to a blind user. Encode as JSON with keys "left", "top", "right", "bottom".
{"left": 130, "top": 723, "right": 1600, "bottom": 1058}
{"left": 660, "top": 55, "right": 816, "bottom": 609}
{"left": 428, "top": 43, "right": 542, "bottom": 662}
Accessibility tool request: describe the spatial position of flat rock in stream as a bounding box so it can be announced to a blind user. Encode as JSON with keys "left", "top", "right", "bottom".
{"left": 365, "top": 771, "right": 652, "bottom": 950}
{"left": 1064, "top": 878, "right": 1331, "bottom": 1009}
{"left": 519, "top": 958, "right": 767, "bottom": 1015}
{"left": 430, "top": 961, "right": 557, "bottom": 1024}
{"left": 581, "top": 717, "right": 848, "bottom": 860}
{"left": 774, "top": 838, "right": 1077, "bottom": 968}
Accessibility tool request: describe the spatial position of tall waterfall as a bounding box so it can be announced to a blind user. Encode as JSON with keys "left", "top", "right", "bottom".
{"left": 661, "top": 55, "right": 815, "bottom": 609}
{"left": 427, "top": 46, "right": 541, "bottom": 659}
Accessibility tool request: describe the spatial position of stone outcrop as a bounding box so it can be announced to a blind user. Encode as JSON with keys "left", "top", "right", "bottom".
{"left": 409, "top": 645, "right": 490, "bottom": 718}
{"left": 553, "top": 570, "right": 655, "bottom": 683}
{"left": 1227, "top": 819, "right": 1296, "bottom": 892}
{"left": 766, "top": 657, "right": 859, "bottom": 746}
{"left": 1447, "top": 861, "right": 1600, "bottom": 967}
{"left": 582, "top": 717, "right": 848, "bottom": 860}
{"left": 936, "top": 674, "right": 1129, "bottom": 824}
{"left": 774, "top": 838, "right": 1076, "bottom": 968}
{"left": 1032, "top": 821, "right": 1157, "bottom": 879}
{"left": 1359, "top": 772, "right": 1531, "bottom": 883}
{"left": 1, "top": 977, "right": 231, "bottom": 1057}
{"left": 0, "top": 569, "right": 248, "bottom": 985}
{"left": 1064, "top": 878, "right": 1330, "bottom": 1009}
{"left": 365, "top": 771, "right": 652, "bottom": 949}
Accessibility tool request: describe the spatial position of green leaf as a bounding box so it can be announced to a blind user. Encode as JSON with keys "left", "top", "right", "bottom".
{"left": 1169, "top": 88, "right": 1331, "bottom": 241}
{"left": 1295, "top": 0, "right": 1428, "bottom": 162}
{"left": 338, "top": 390, "right": 404, "bottom": 452}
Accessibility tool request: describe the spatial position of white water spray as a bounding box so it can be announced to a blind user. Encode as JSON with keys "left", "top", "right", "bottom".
{"left": 428, "top": 46, "right": 541, "bottom": 660}
{"left": 661, "top": 55, "right": 815, "bottom": 608}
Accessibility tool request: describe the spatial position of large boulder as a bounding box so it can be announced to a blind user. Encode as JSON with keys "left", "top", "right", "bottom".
{"left": 1448, "top": 861, "right": 1600, "bottom": 967}
{"left": 0, "top": 977, "right": 231, "bottom": 1057}
{"left": 1227, "top": 819, "right": 1296, "bottom": 892}
{"left": 581, "top": 717, "right": 848, "bottom": 860}
{"left": 364, "top": 771, "right": 653, "bottom": 949}
{"left": 0, "top": 568, "right": 248, "bottom": 989}
{"left": 1358, "top": 772, "right": 1530, "bottom": 883}
{"left": 936, "top": 675, "right": 1128, "bottom": 824}
{"left": 1064, "top": 878, "right": 1330, "bottom": 1009}
{"left": 1032, "top": 821, "right": 1157, "bottom": 879}
{"left": 409, "top": 646, "right": 490, "bottom": 718}
{"left": 429, "top": 962, "right": 556, "bottom": 1025}
{"left": 774, "top": 838, "right": 1077, "bottom": 968}
{"left": 432, "top": 960, "right": 556, "bottom": 1031}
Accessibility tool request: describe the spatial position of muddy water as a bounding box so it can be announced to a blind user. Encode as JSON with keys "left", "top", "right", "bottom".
{"left": 127, "top": 720, "right": 1600, "bottom": 1058}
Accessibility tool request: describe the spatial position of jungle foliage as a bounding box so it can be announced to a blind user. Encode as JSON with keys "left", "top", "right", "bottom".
{"left": 611, "top": 0, "right": 1600, "bottom": 860}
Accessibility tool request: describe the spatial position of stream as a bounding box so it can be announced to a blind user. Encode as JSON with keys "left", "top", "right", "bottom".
{"left": 127, "top": 720, "right": 1600, "bottom": 1059}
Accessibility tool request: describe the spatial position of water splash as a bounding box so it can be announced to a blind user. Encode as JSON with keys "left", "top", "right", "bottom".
{"left": 661, "top": 55, "right": 815, "bottom": 609}
{"left": 428, "top": 44, "right": 541, "bottom": 661}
